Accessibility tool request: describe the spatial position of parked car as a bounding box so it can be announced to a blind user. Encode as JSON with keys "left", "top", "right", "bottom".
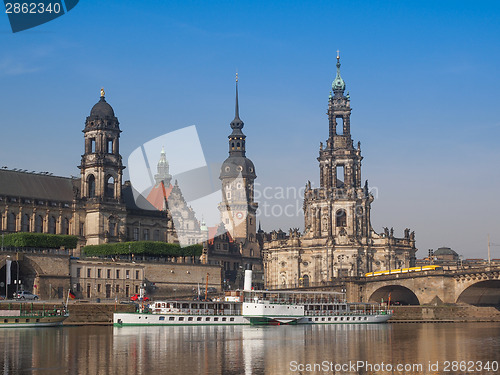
{"left": 202, "top": 287, "right": 217, "bottom": 293}
{"left": 130, "top": 294, "right": 149, "bottom": 302}
{"left": 15, "top": 291, "right": 39, "bottom": 300}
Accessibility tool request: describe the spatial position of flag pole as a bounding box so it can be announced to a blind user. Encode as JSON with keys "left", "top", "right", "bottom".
{"left": 65, "top": 289, "right": 70, "bottom": 309}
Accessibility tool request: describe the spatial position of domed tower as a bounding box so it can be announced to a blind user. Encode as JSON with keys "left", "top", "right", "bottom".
{"left": 79, "top": 89, "right": 126, "bottom": 244}
{"left": 219, "top": 75, "right": 258, "bottom": 245}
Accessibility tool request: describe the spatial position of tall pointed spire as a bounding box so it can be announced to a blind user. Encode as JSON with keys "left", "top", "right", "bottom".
{"left": 332, "top": 50, "right": 346, "bottom": 96}
{"left": 230, "top": 72, "right": 244, "bottom": 130}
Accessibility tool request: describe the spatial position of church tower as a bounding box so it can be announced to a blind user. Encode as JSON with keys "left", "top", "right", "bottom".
{"left": 154, "top": 147, "right": 172, "bottom": 186}
{"left": 79, "top": 89, "right": 126, "bottom": 244}
{"left": 306, "top": 52, "right": 372, "bottom": 243}
{"left": 263, "top": 54, "right": 416, "bottom": 288}
{"left": 219, "top": 75, "right": 258, "bottom": 247}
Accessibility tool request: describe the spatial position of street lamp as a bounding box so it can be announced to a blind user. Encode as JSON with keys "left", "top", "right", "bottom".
{"left": 15, "top": 258, "right": 19, "bottom": 295}
{"left": 5, "top": 255, "right": 11, "bottom": 299}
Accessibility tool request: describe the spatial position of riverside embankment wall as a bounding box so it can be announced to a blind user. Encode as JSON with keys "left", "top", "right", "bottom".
{"left": 390, "top": 305, "right": 500, "bottom": 322}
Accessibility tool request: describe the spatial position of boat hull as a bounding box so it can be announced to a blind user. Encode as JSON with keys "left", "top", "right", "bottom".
{"left": 0, "top": 315, "right": 68, "bottom": 328}
{"left": 113, "top": 312, "right": 391, "bottom": 326}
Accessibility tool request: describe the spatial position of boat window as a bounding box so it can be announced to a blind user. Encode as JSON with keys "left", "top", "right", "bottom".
{"left": 334, "top": 317, "right": 338, "bottom": 321}
{"left": 15, "top": 319, "right": 19, "bottom": 323}
{"left": 206, "top": 317, "right": 210, "bottom": 321}
{"left": 169, "top": 317, "right": 175, "bottom": 321}
{"left": 36, "top": 319, "right": 40, "bottom": 323}
{"left": 159, "top": 317, "right": 165, "bottom": 321}
{"left": 4, "top": 319, "right": 7, "bottom": 323}
{"left": 222, "top": 318, "right": 227, "bottom": 321}
{"left": 321, "top": 318, "right": 325, "bottom": 321}
{"left": 182, "top": 303, "right": 189, "bottom": 309}
{"left": 328, "top": 318, "right": 331, "bottom": 321}
{"left": 230, "top": 318, "right": 234, "bottom": 321}
{"left": 192, "top": 304, "right": 198, "bottom": 309}
{"left": 214, "top": 318, "right": 219, "bottom": 322}
{"left": 179, "top": 317, "right": 184, "bottom": 321}
{"left": 188, "top": 317, "right": 193, "bottom": 321}
{"left": 26, "top": 319, "right": 30, "bottom": 323}
{"left": 197, "top": 317, "right": 202, "bottom": 321}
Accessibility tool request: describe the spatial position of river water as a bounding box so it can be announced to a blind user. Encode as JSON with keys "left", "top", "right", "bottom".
{"left": 0, "top": 323, "right": 499, "bottom": 374}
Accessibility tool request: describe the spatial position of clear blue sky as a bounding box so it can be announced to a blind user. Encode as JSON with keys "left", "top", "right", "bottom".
{"left": 1, "top": 0, "right": 499, "bottom": 259}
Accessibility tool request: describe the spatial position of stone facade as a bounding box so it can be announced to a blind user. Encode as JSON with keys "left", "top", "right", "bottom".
{"left": 0, "top": 89, "right": 205, "bottom": 252}
{"left": 263, "top": 56, "right": 417, "bottom": 289}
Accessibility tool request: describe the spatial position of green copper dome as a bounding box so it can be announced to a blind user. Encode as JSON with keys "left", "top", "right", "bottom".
{"left": 332, "top": 55, "right": 346, "bottom": 95}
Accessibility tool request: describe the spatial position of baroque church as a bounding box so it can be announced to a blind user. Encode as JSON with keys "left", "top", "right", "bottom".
{"left": 263, "top": 56, "right": 417, "bottom": 288}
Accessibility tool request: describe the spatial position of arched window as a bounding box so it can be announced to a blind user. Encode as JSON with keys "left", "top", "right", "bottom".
{"left": 88, "top": 175, "right": 96, "bottom": 198}
{"left": 35, "top": 215, "right": 43, "bottom": 233}
{"left": 62, "top": 218, "right": 69, "bottom": 235}
{"left": 106, "top": 175, "right": 114, "bottom": 198}
{"left": 7, "top": 212, "right": 16, "bottom": 232}
{"left": 108, "top": 217, "right": 116, "bottom": 236}
{"left": 302, "top": 274, "right": 310, "bottom": 287}
{"left": 21, "top": 214, "right": 30, "bottom": 232}
{"left": 48, "top": 216, "right": 57, "bottom": 234}
{"left": 336, "top": 209, "right": 347, "bottom": 227}
{"left": 236, "top": 142, "right": 240, "bottom": 148}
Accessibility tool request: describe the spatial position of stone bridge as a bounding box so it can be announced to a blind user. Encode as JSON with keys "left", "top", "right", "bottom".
{"left": 355, "top": 267, "right": 500, "bottom": 305}
{"left": 277, "top": 267, "right": 500, "bottom": 306}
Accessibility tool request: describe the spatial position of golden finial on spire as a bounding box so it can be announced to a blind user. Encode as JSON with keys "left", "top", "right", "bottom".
{"left": 100, "top": 87, "right": 105, "bottom": 97}
{"left": 336, "top": 50, "right": 340, "bottom": 61}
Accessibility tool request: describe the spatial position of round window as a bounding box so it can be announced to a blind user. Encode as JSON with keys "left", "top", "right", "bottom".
{"left": 225, "top": 166, "right": 230, "bottom": 172}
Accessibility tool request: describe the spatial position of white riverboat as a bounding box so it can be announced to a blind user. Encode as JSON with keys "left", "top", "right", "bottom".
{"left": 113, "top": 289, "right": 392, "bottom": 326}
{"left": 114, "top": 270, "right": 391, "bottom": 327}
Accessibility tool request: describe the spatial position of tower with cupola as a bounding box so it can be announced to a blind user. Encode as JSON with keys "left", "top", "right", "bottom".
{"left": 263, "top": 54, "right": 417, "bottom": 288}
{"left": 78, "top": 89, "right": 126, "bottom": 244}
{"left": 219, "top": 75, "right": 259, "bottom": 259}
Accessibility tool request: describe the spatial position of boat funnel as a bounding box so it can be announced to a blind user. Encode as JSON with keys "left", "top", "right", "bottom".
{"left": 244, "top": 270, "right": 253, "bottom": 291}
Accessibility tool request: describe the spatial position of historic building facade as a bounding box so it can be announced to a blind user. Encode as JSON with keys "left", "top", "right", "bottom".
{"left": 263, "top": 56, "right": 417, "bottom": 288}
{"left": 0, "top": 89, "right": 190, "bottom": 251}
{"left": 0, "top": 83, "right": 263, "bottom": 290}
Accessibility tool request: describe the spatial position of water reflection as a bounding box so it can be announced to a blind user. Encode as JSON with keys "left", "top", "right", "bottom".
{"left": 0, "top": 323, "right": 499, "bottom": 374}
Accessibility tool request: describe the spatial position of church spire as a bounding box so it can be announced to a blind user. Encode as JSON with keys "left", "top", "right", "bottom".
{"left": 332, "top": 50, "right": 346, "bottom": 97}
{"left": 230, "top": 72, "right": 244, "bottom": 130}
{"left": 228, "top": 73, "right": 246, "bottom": 157}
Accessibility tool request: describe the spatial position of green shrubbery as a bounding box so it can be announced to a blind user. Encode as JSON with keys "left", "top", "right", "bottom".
{"left": 1, "top": 233, "right": 79, "bottom": 248}
{"left": 82, "top": 241, "right": 203, "bottom": 258}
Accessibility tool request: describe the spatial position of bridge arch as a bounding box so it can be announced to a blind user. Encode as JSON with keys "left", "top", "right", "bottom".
{"left": 456, "top": 280, "right": 500, "bottom": 306}
{"left": 0, "top": 255, "right": 44, "bottom": 298}
{"left": 368, "top": 285, "right": 420, "bottom": 305}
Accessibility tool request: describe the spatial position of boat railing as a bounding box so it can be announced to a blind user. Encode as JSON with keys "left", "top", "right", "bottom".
{"left": 304, "top": 309, "right": 392, "bottom": 316}
{"left": 151, "top": 308, "right": 243, "bottom": 316}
